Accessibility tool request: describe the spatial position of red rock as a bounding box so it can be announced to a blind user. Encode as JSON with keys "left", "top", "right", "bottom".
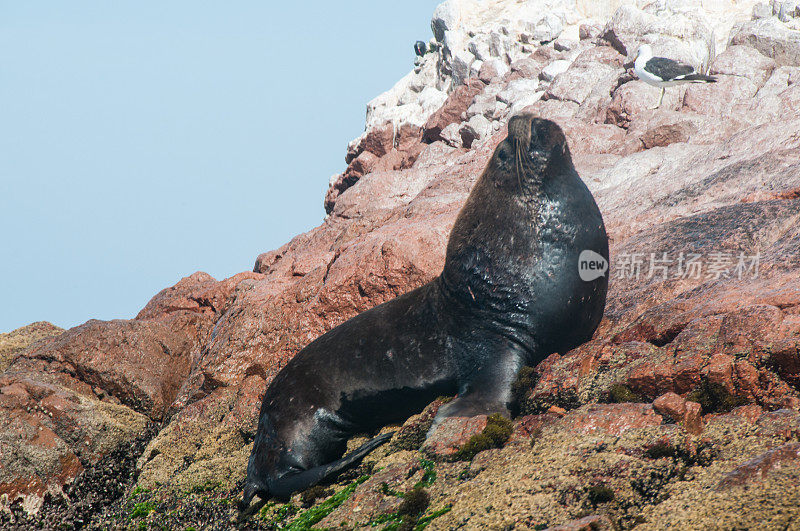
{"left": 671, "top": 353, "right": 706, "bottom": 393}
{"left": 718, "top": 305, "right": 785, "bottom": 360}
{"left": 13, "top": 313, "right": 211, "bottom": 421}
{"left": 525, "top": 98, "right": 580, "bottom": 120}
{"left": 509, "top": 56, "right": 542, "bottom": 79}
{"left": 729, "top": 404, "right": 764, "bottom": 425}
{"left": 326, "top": 122, "right": 424, "bottom": 213}
{"left": 422, "top": 79, "right": 485, "bottom": 143}
{"left": 348, "top": 150, "right": 379, "bottom": 177}
{"left": 703, "top": 354, "right": 735, "bottom": 389}
{"left": 10, "top": 33, "right": 800, "bottom": 518}
{"left": 510, "top": 413, "right": 559, "bottom": 443}
{"left": 682, "top": 75, "right": 759, "bottom": 117}
{"left": 324, "top": 172, "right": 357, "bottom": 214}
{"left": 392, "top": 398, "right": 447, "bottom": 449}
{"left": 560, "top": 119, "right": 626, "bottom": 155}
{"left": 478, "top": 60, "right": 505, "bottom": 83}
{"left": 605, "top": 81, "right": 684, "bottom": 128}
{"left": 545, "top": 49, "right": 620, "bottom": 105}
{"left": 683, "top": 401, "right": 703, "bottom": 435}
{"left": 717, "top": 442, "right": 800, "bottom": 490}
{"left": 710, "top": 45, "right": 777, "bottom": 87}
{"left": 579, "top": 23, "right": 603, "bottom": 41}
{"left": 653, "top": 392, "right": 686, "bottom": 419}
{"left": 359, "top": 124, "right": 395, "bottom": 158}
{"left": 421, "top": 415, "right": 488, "bottom": 458}
{"left": 782, "top": 397, "right": 800, "bottom": 410}
{"left": 193, "top": 271, "right": 264, "bottom": 314}
{"left": 729, "top": 18, "right": 800, "bottom": 67}
{"left": 754, "top": 409, "right": 800, "bottom": 439}
{"left": 136, "top": 272, "right": 217, "bottom": 320}
{"left": 557, "top": 404, "right": 662, "bottom": 437}
{"left": 532, "top": 46, "right": 562, "bottom": 64}
{"left": 626, "top": 359, "right": 675, "bottom": 398}
{"left": 0, "top": 375, "right": 147, "bottom": 510}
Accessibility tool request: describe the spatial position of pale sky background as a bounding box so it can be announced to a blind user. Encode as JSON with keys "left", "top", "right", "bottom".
{"left": 1, "top": 2, "right": 439, "bottom": 332}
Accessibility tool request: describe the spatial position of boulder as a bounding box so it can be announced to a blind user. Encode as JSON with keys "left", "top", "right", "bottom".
{"left": 730, "top": 17, "right": 800, "bottom": 67}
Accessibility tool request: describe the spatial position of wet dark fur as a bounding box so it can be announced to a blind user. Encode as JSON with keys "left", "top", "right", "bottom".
{"left": 240, "top": 115, "right": 609, "bottom": 513}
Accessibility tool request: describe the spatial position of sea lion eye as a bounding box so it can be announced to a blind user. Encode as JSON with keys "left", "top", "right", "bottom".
{"left": 532, "top": 122, "right": 549, "bottom": 148}
{"left": 497, "top": 144, "right": 511, "bottom": 162}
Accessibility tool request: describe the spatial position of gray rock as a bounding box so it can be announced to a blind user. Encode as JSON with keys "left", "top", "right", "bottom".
{"left": 497, "top": 79, "right": 540, "bottom": 105}
{"left": 520, "top": 12, "right": 564, "bottom": 44}
{"left": 478, "top": 58, "right": 510, "bottom": 83}
{"left": 451, "top": 49, "right": 476, "bottom": 86}
{"left": 469, "top": 59, "right": 484, "bottom": 79}
{"left": 510, "top": 56, "right": 542, "bottom": 79}
{"left": 580, "top": 21, "right": 604, "bottom": 40}
{"left": 730, "top": 17, "right": 800, "bottom": 66}
{"left": 554, "top": 38, "right": 577, "bottom": 52}
{"left": 439, "top": 122, "right": 464, "bottom": 148}
{"left": 431, "top": 0, "right": 459, "bottom": 43}
{"left": 509, "top": 90, "right": 545, "bottom": 115}
{"left": 468, "top": 34, "right": 493, "bottom": 62}
{"left": 773, "top": 0, "right": 800, "bottom": 21}
{"left": 461, "top": 113, "right": 491, "bottom": 146}
{"left": 753, "top": 2, "right": 773, "bottom": 19}
{"left": 602, "top": 5, "right": 715, "bottom": 71}
{"left": 540, "top": 59, "right": 571, "bottom": 82}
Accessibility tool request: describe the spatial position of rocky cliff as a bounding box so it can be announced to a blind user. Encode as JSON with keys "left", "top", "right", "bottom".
{"left": 3, "top": 0, "right": 800, "bottom": 529}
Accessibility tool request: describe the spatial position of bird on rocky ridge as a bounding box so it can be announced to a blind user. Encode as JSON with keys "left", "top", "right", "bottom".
{"left": 624, "top": 44, "right": 717, "bottom": 109}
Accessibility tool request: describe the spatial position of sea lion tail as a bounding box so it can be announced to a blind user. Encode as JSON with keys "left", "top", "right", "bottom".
{"left": 268, "top": 431, "right": 395, "bottom": 499}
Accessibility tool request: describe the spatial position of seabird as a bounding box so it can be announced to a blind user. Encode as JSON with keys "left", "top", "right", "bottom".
{"left": 414, "top": 40, "right": 427, "bottom": 57}
{"left": 625, "top": 44, "right": 717, "bottom": 109}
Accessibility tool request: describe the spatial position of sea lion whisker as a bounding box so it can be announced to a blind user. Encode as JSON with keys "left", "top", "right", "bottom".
{"left": 515, "top": 139, "right": 525, "bottom": 194}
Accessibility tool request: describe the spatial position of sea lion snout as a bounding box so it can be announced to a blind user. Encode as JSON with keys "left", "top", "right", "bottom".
{"left": 508, "top": 113, "right": 567, "bottom": 155}
{"left": 508, "top": 113, "right": 569, "bottom": 169}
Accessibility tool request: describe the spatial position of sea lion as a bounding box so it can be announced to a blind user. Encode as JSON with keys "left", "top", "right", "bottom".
{"left": 241, "top": 114, "right": 609, "bottom": 513}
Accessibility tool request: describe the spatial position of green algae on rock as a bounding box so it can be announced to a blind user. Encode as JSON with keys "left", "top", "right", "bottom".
{"left": 454, "top": 414, "right": 513, "bottom": 461}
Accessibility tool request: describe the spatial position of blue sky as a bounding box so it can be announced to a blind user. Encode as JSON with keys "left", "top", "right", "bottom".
{"left": 0, "top": 2, "right": 439, "bottom": 332}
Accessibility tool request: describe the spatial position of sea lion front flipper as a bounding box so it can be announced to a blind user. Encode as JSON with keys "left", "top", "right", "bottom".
{"left": 429, "top": 339, "right": 527, "bottom": 429}
{"left": 433, "top": 394, "right": 509, "bottom": 423}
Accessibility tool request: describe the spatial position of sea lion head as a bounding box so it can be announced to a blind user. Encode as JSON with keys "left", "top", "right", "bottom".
{"left": 490, "top": 114, "right": 571, "bottom": 193}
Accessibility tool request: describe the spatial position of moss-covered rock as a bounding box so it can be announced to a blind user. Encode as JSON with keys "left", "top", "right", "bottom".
{"left": 454, "top": 414, "right": 513, "bottom": 461}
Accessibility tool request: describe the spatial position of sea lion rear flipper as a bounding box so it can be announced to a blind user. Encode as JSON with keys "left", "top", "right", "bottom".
{"left": 280, "top": 431, "right": 394, "bottom": 496}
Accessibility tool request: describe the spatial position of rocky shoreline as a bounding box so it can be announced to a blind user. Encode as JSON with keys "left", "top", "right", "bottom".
{"left": 3, "top": 0, "right": 800, "bottom": 529}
